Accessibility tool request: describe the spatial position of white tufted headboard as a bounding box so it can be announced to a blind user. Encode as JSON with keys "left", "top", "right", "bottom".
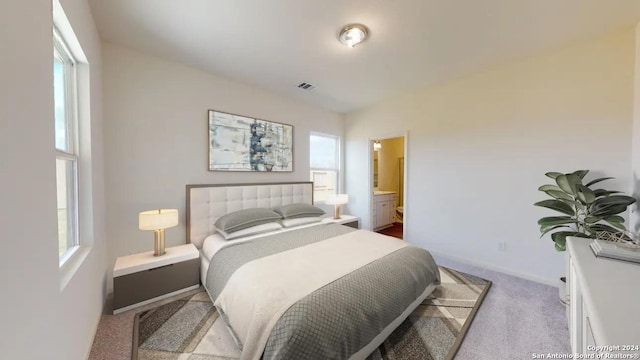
{"left": 186, "top": 182, "right": 314, "bottom": 249}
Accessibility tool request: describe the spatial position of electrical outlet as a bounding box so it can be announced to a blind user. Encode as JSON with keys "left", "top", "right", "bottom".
{"left": 498, "top": 241, "right": 506, "bottom": 252}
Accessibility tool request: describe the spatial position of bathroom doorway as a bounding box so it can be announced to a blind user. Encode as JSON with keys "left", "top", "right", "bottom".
{"left": 371, "top": 136, "right": 405, "bottom": 239}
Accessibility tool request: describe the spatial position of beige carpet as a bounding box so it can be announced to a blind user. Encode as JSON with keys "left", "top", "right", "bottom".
{"left": 132, "top": 266, "right": 490, "bottom": 360}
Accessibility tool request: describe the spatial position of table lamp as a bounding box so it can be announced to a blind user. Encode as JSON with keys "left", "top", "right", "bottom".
{"left": 325, "top": 194, "right": 349, "bottom": 220}
{"left": 139, "top": 209, "right": 179, "bottom": 256}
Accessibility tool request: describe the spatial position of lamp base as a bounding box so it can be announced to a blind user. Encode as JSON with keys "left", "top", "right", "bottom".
{"left": 154, "top": 229, "right": 166, "bottom": 256}
{"left": 333, "top": 204, "right": 341, "bottom": 220}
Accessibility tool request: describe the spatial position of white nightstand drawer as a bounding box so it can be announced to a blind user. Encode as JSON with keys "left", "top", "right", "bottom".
{"left": 113, "top": 243, "right": 200, "bottom": 314}
{"left": 113, "top": 258, "right": 199, "bottom": 313}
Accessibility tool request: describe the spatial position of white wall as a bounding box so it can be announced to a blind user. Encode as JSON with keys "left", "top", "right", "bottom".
{"left": 0, "top": 0, "right": 107, "bottom": 359}
{"left": 346, "top": 29, "right": 635, "bottom": 285}
{"left": 630, "top": 23, "right": 640, "bottom": 233}
{"left": 102, "top": 43, "right": 344, "bottom": 280}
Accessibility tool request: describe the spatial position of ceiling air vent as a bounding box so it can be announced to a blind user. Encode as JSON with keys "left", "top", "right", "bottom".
{"left": 297, "top": 82, "right": 315, "bottom": 91}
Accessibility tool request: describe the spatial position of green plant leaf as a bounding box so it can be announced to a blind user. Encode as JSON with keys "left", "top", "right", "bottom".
{"left": 540, "top": 223, "right": 572, "bottom": 233}
{"left": 584, "top": 216, "right": 602, "bottom": 224}
{"left": 604, "top": 220, "right": 627, "bottom": 231}
{"left": 576, "top": 185, "right": 596, "bottom": 204}
{"left": 573, "top": 170, "right": 589, "bottom": 179}
{"left": 593, "top": 189, "right": 622, "bottom": 198}
{"left": 590, "top": 196, "right": 636, "bottom": 216}
{"left": 590, "top": 196, "right": 635, "bottom": 210}
{"left": 556, "top": 174, "right": 581, "bottom": 195}
{"left": 592, "top": 195, "right": 636, "bottom": 206}
{"left": 557, "top": 198, "right": 582, "bottom": 207}
{"left": 604, "top": 215, "right": 624, "bottom": 223}
{"left": 538, "top": 216, "right": 575, "bottom": 226}
{"left": 538, "top": 184, "right": 563, "bottom": 192}
{"left": 585, "top": 177, "right": 614, "bottom": 187}
{"left": 551, "top": 231, "right": 579, "bottom": 251}
{"left": 545, "top": 172, "right": 563, "bottom": 179}
{"left": 539, "top": 224, "right": 572, "bottom": 237}
{"left": 591, "top": 205, "right": 629, "bottom": 217}
{"left": 544, "top": 190, "right": 574, "bottom": 201}
{"left": 534, "top": 200, "right": 575, "bottom": 215}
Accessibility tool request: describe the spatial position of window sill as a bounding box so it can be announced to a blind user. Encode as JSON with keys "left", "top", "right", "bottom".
{"left": 59, "top": 245, "right": 91, "bottom": 292}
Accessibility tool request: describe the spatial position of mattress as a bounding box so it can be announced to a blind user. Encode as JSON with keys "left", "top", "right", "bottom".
{"left": 202, "top": 223, "right": 440, "bottom": 360}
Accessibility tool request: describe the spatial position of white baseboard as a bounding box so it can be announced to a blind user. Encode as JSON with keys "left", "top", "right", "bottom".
{"left": 429, "top": 250, "right": 559, "bottom": 287}
{"left": 83, "top": 295, "right": 108, "bottom": 360}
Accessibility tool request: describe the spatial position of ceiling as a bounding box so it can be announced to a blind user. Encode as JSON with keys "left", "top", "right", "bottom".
{"left": 89, "top": 0, "right": 640, "bottom": 113}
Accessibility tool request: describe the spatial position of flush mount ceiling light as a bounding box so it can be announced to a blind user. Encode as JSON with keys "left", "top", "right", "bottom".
{"left": 339, "top": 24, "right": 369, "bottom": 48}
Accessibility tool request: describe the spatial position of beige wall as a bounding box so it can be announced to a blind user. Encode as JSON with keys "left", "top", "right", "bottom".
{"left": 377, "top": 137, "right": 404, "bottom": 206}
{"left": 346, "top": 28, "right": 635, "bottom": 285}
{"left": 0, "top": 0, "right": 107, "bottom": 358}
{"left": 102, "top": 43, "right": 344, "bottom": 286}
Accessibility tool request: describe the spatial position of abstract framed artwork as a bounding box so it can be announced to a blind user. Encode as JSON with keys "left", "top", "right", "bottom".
{"left": 208, "top": 110, "right": 294, "bottom": 172}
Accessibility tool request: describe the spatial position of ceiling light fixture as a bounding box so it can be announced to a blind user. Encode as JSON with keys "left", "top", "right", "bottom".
{"left": 339, "top": 24, "right": 369, "bottom": 48}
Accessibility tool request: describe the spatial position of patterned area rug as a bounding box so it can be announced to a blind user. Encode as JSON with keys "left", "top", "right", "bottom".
{"left": 132, "top": 266, "right": 491, "bottom": 360}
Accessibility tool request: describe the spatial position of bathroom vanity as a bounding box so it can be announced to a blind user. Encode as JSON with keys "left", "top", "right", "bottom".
{"left": 373, "top": 191, "right": 396, "bottom": 230}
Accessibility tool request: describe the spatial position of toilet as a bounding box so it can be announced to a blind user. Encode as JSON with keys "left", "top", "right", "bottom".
{"left": 396, "top": 206, "right": 403, "bottom": 223}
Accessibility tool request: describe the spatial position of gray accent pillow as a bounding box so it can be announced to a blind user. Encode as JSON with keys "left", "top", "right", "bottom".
{"left": 214, "top": 208, "right": 282, "bottom": 234}
{"left": 217, "top": 222, "right": 283, "bottom": 240}
{"left": 273, "top": 203, "right": 325, "bottom": 219}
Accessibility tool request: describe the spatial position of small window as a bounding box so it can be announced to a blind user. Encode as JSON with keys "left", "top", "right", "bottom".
{"left": 310, "top": 132, "right": 340, "bottom": 202}
{"left": 54, "top": 28, "right": 79, "bottom": 265}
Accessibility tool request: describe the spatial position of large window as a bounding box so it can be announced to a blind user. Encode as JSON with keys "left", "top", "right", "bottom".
{"left": 310, "top": 132, "right": 340, "bottom": 202}
{"left": 54, "top": 28, "right": 79, "bottom": 264}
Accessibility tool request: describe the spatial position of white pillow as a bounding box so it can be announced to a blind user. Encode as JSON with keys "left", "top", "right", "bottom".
{"left": 279, "top": 216, "right": 322, "bottom": 228}
{"left": 216, "top": 222, "right": 282, "bottom": 240}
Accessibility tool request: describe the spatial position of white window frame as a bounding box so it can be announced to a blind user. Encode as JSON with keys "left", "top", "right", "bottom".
{"left": 309, "top": 132, "right": 341, "bottom": 203}
{"left": 54, "top": 26, "right": 80, "bottom": 266}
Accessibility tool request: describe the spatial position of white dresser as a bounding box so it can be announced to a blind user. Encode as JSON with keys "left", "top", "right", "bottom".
{"left": 566, "top": 237, "right": 640, "bottom": 356}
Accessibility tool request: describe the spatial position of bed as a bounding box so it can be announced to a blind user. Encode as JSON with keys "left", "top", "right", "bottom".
{"left": 186, "top": 182, "right": 440, "bottom": 360}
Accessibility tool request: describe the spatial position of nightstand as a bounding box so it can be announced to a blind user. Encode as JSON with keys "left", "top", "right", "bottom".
{"left": 322, "top": 214, "right": 360, "bottom": 229}
{"left": 113, "top": 243, "right": 200, "bottom": 314}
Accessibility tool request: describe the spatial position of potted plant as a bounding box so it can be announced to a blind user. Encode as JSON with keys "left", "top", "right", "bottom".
{"left": 535, "top": 170, "right": 636, "bottom": 304}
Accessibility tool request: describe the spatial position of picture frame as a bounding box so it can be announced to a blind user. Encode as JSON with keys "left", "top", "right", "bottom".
{"left": 208, "top": 110, "right": 294, "bottom": 172}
